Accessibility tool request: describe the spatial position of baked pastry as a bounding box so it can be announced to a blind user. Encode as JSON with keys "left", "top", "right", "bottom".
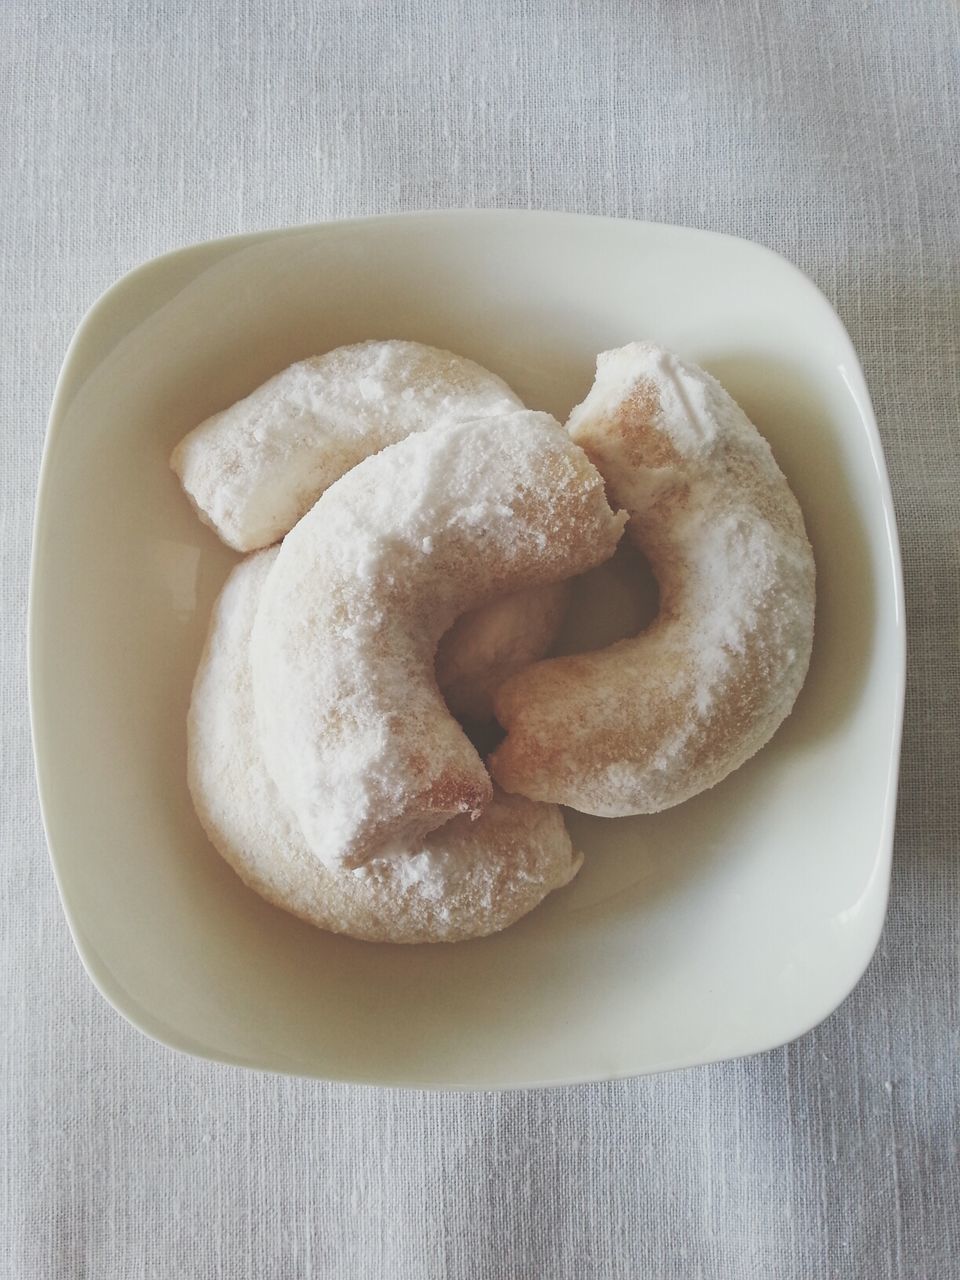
{"left": 250, "top": 411, "right": 627, "bottom": 869}
{"left": 189, "top": 551, "right": 581, "bottom": 943}
{"left": 171, "top": 340, "right": 523, "bottom": 552}
{"left": 490, "top": 343, "right": 816, "bottom": 816}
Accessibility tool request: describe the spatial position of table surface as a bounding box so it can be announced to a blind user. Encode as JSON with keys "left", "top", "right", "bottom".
{"left": 2, "top": 2, "right": 958, "bottom": 1277}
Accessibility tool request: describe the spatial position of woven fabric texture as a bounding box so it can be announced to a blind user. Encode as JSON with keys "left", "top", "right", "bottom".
{"left": 1, "top": 2, "right": 958, "bottom": 1277}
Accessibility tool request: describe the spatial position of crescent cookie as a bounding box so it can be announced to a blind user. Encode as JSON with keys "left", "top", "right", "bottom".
{"left": 250, "top": 411, "right": 627, "bottom": 870}
{"left": 189, "top": 551, "right": 581, "bottom": 944}
{"left": 490, "top": 343, "right": 816, "bottom": 816}
{"left": 171, "top": 340, "right": 524, "bottom": 553}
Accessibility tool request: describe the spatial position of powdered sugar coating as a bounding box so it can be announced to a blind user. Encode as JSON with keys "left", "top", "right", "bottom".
{"left": 189, "top": 551, "right": 580, "bottom": 943}
{"left": 171, "top": 339, "right": 565, "bottom": 712}
{"left": 170, "top": 340, "right": 523, "bottom": 552}
{"left": 250, "top": 411, "right": 626, "bottom": 870}
{"left": 490, "top": 343, "right": 816, "bottom": 816}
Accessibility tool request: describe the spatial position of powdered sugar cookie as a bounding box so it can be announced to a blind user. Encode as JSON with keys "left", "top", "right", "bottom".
{"left": 250, "top": 411, "right": 626, "bottom": 870}
{"left": 490, "top": 344, "right": 815, "bottom": 816}
{"left": 171, "top": 340, "right": 523, "bottom": 553}
{"left": 189, "top": 551, "right": 581, "bottom": 943}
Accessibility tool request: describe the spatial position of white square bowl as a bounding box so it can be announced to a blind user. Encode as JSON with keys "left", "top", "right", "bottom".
{"left": 30, "top": 212, "right": 904, "bottom": 1087}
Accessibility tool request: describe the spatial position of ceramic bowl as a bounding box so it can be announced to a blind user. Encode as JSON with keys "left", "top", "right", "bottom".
{"left": 30, "top": 212, "right": 904, "bottom": 1086}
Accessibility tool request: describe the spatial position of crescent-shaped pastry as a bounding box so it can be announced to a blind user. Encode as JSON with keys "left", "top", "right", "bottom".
{"left": 189, "top": 551, "right": 581, "bottom": 943}
{"left": 171, "top": 340, "right": 523, "bottom": 553}
{"left": 490, "top": 344, "right": 816, "bottom": 816}
{"left": 250, "top": 411, "right": 626, "bottom": 869}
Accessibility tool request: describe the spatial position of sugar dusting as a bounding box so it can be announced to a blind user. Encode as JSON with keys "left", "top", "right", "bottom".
{"left": 170, "top": 340, "right": 524, "bottom": 552}
{"left": 187, "top": 551, "right": 581, "bottom": 942}
{"left": 573, "top": 343, "right": 813, "bottom": 734}
{"left": 492, "top": 342, "right": 815, "bottom": 816}
{"left": 250, "top": 410, "right": 625, "bottom": 870}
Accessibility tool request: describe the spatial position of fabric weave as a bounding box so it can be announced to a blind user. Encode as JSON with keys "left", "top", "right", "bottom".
{"left": 2, "top": 2, "right": 958, "bottom": 1276}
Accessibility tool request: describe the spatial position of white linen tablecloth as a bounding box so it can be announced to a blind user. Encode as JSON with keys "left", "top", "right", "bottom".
{"left": 2, "top": 2, "right": 958, "bottom": 1276}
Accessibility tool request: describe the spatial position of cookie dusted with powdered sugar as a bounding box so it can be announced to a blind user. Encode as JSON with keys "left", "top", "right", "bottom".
{"left": 189, "top": 550, "right": 581, "bottom": 944}
{"left": 171, "top": 340, "right": 524, "bottom": 553}
{"left": 250, "top": 411, "right": 626, "bottom": 870}
{"left": 490, "top": 344, "right": 815, "bottom": 816}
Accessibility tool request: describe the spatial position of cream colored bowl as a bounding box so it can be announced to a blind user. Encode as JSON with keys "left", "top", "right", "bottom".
{"left": 30, "top": 213, "right": 904, "bottom": 1087}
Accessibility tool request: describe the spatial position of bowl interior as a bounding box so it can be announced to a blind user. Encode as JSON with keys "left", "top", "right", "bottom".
{"left": 31, "top": 214, "right": 903, "bottom": 1086}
